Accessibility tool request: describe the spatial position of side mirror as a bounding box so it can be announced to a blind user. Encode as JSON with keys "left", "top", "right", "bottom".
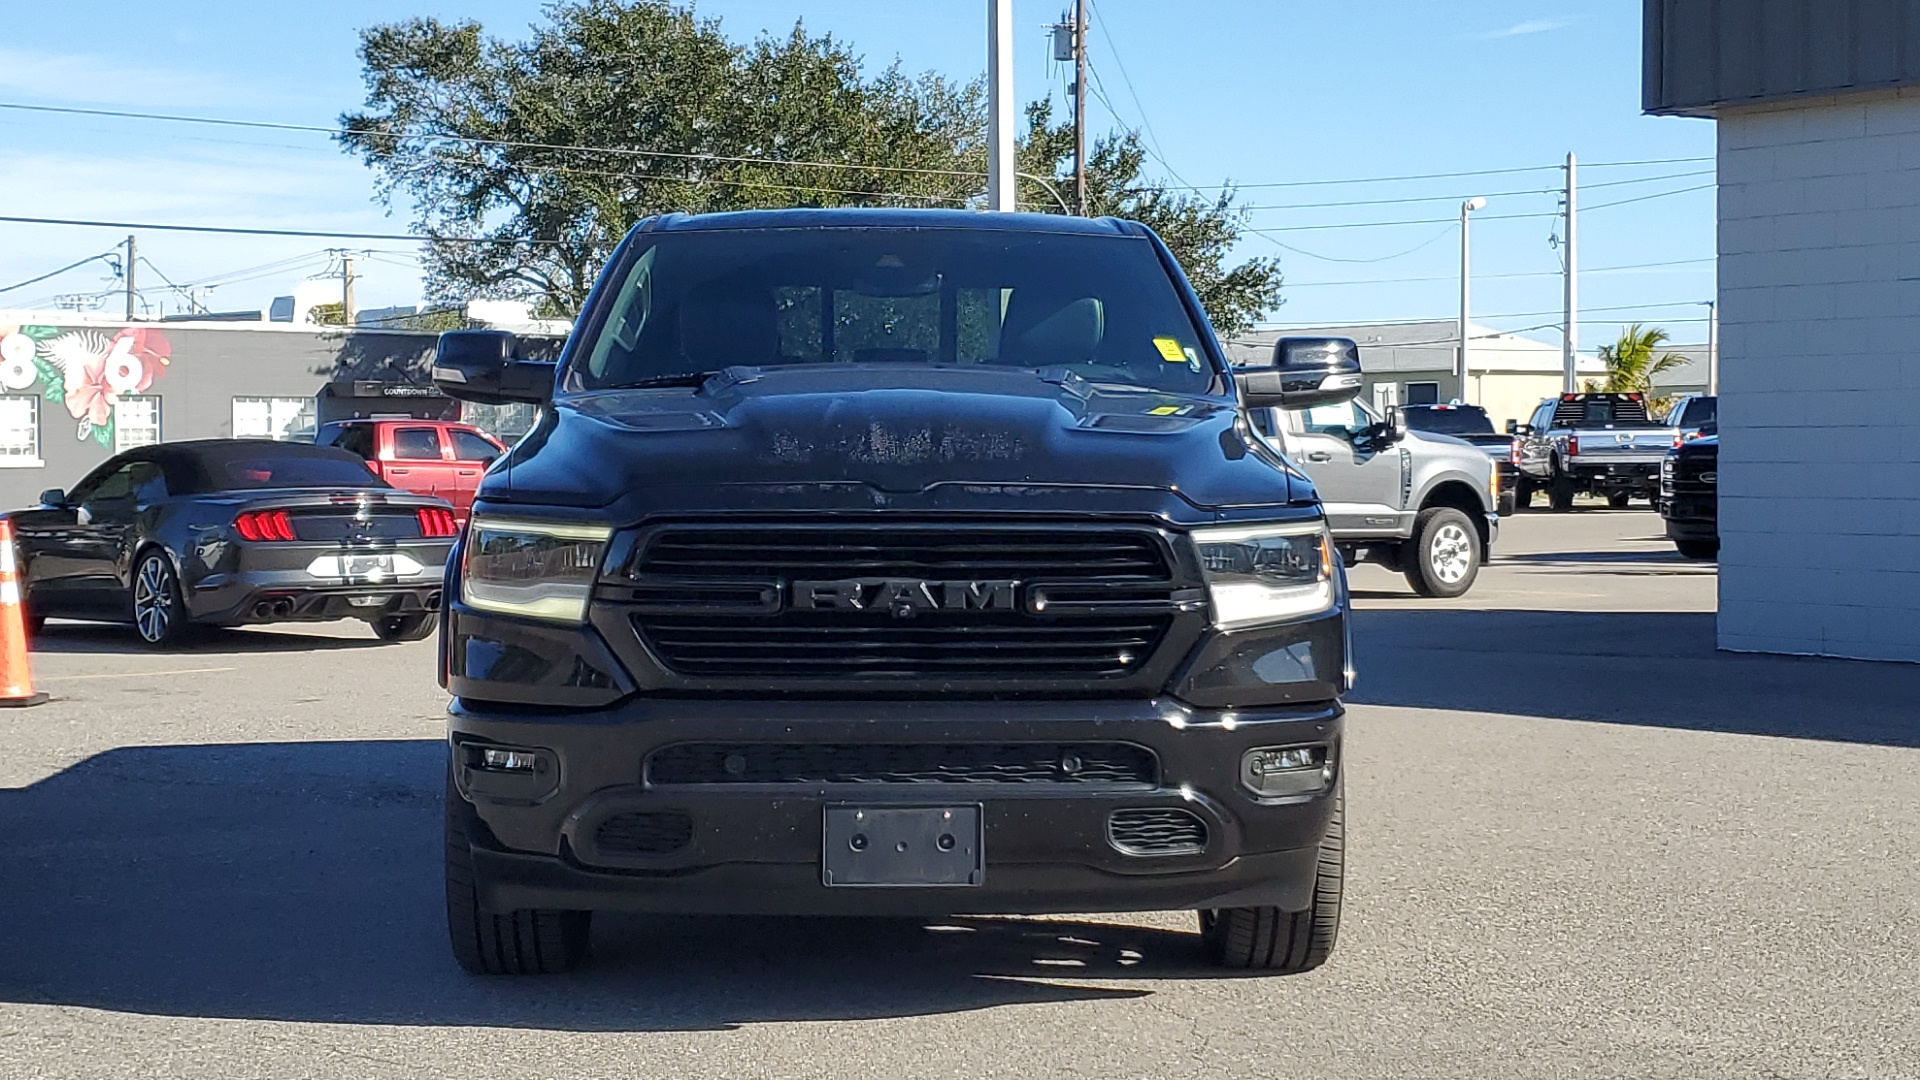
{"left": 431, "top": 330, "right": 557, "bottom": 406}
{"left": 37, "top": 488, "right": 66, "bottom": 508}
{"left": 1505, "top": 419, "right": 1519, "bottom": 435}
{"left": 1235, "top": 336, "right": 1363, "bottom": 411}
{"left": 1384, "top": 406, "right": 1410, "bottom": 444}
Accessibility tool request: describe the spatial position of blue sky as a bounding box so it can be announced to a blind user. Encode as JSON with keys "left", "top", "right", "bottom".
{"left": 0, "top": 1, "right": 1716, "bottom": 351}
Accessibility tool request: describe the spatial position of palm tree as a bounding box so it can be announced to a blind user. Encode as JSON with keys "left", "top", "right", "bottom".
{"left": 1596, "top": 324, "right": 1688, "bottom": 399}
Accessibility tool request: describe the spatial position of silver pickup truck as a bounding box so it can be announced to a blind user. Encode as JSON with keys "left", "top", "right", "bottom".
{"left": 1511, "top": 393, "right": 1677, "bottom": 511}
{"left": 1248, "top": 392, "right": 1501, "bottom": 598}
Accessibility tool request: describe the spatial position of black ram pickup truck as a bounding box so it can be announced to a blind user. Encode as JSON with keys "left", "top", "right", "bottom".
{"left": 1660, "top": 423, "right": 1718, "bottom": 559}
{"left": 430, "top": 209, "right": 1359, "bottom": 976}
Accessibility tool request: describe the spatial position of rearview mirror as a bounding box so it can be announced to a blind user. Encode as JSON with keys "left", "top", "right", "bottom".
{"left": 432, "top": 330, "right": 557, "bottom": 406}
{"left": 1235, "top": 336, "right": 1364, "bottom": 411}
{"left": 1505, "top": 419, "right": 1519, "bottom": 435}
{"left": 37, "top": 488, "right": 65, "bottom": 508}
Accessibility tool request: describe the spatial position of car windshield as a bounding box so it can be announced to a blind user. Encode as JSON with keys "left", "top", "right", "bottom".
{"left": 1404, "top": 406, "right": 1494, "bottom": 435}
{"left": 182, "top": 444, "right": 386, "bottom": 493}
{"left": 565, "top": 226, "right": 1217, "bottom": 395}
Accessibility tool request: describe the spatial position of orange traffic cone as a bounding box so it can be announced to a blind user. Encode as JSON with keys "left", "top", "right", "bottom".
{"left": 0, "top": 518, "right": 47, "bottom": 707}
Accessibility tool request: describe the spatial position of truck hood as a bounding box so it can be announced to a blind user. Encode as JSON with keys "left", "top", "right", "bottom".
{"left": 489, "top": 366, "right": 1311, "bottom": 521}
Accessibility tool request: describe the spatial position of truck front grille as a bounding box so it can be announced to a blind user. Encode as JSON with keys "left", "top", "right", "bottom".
{"left": 649, "top": 742, "right": 1159, "bottom": 786}
{"left": 617, "top": 524, "right": 1181, "bottom": 683}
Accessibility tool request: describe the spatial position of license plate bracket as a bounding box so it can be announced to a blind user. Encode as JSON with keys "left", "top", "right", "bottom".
{"left": 822, "top": 804, "right": 983, "bottom": 887}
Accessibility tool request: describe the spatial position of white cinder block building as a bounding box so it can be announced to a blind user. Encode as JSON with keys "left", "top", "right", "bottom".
{"left": 1646, "top": 0, "right": 1920, "bottom": 662}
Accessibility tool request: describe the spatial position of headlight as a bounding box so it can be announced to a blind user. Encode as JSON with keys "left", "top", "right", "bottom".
{"left": 1191, "top": 522, "right": 1337, "bottom": 630}
{"left": 461, "top": 516, "right": 612, "bottom": 623}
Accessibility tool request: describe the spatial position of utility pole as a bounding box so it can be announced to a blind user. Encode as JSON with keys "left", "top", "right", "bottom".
{"left": 1459, "top": 197, "right": 1485, "bottom": 401}
{"left": 1704, "top": 299, "right": 1718, "bottom": 395}
{"left": 342, "top": 253, "right": 357, "bottom": 326}
{"left": 1073, "top": 0, "right": 1088, "bottom": 214}
{"left": 1562, "top": 152, "right": 1579, "bottom": 394}
{"left": 123, "top": 234, "right": 137, "bottom": 322}
{"left": 987, "top": 0, "right": 1016, "bottom": 212}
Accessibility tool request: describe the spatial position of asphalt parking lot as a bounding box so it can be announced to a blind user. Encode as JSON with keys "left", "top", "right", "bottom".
{"left": 2, "top": 510, "right": 1916, "bottom": 1080}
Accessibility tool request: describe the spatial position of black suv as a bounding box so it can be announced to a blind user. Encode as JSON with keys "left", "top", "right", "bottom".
{"left": 429, "top": 209, "right": 1356, "bottom": 975}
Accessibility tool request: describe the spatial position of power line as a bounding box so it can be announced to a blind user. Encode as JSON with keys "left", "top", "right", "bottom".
{"left": 1258, "top": 225, "right": 1458, "bottom": 264}
{"left": 1583, "top": 182, "right": 1716, "bottom": 211}
{"left": 1245, "top": 187, "right": 1555, "bottom": 212}
{"left": 1281, "top": 256, "right": 1716, "bottom": 289}
{"left": 0, "top": 248, "right": 121, "bottom": 294}
{"left": 0, "top": 215, "right": 556, "bottom": 245}
{"left": 1245, "top": 209, "right": 1557, "bottom": 234}
{"left": 0, "top": 100, "right": 1715, "bottom": 197}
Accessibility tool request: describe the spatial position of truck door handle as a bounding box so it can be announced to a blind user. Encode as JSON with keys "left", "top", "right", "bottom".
{"left": 387, "top": 468, "right": 410, "bottom": 475}
{"left": 1305, "top": 451, "right": 1334, "bottom": 462}
{"left": 456, "top": 470, "right": 479, "bottom": 477}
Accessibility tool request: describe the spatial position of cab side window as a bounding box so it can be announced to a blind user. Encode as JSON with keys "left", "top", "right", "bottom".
{"left": 1300, "top": 400, "right": 1372, "bottom": 444}
{"left": 392, "top": 428, "right": 443, "bottom": 460}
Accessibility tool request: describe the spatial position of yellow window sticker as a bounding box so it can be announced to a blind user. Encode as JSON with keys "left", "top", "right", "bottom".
{"left": 1153, "top": 336, "right": 1187, "bottom": 363}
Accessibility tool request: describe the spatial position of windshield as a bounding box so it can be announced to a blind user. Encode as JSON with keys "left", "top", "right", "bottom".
{"left": 566, "top": 227, "right": 1217, "bottom": 395}
{"left": 1403, "top": 406, "right": 1494, "bottom": 435}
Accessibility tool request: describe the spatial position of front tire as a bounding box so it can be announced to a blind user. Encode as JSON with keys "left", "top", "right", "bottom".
{"left": 1513, "top": 476, "right": 1536, "bottom": 511}
{"left": 1607, "top": 491, "right": 1631, "bottom": 509}
{"left": 1548, "top": 463, "right": 1575, "bottom": 512}
{"left": 372, "top": 613, "right": 436, "bottom": 642}
{"left": 1201, "top": 780, "right": 1343, "bottom": 973}
{"left": 1402, "top": 507, "right": 1481, "bottom": 598}
{"left": 132, "top": 550, "right": 194, "bottom": 648}
{"left": 445, "top": 770, "right": 591, "bottom": 975}
{"left": 1675, "top": 539, "right": 1719, "bottom": 560}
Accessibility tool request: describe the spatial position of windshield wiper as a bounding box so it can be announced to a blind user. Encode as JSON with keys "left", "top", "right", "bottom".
{"left": 622, "top": 371, "right": 722, "bottom": 390}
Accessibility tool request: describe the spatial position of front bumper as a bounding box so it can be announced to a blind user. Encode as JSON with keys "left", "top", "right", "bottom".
{"left": 449, "top": 696, "right": 1341, "bottom": 917}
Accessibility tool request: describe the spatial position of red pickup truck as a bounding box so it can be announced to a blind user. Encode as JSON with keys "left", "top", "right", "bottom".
{"left": 314, "top": 419, "right": 506, "bottom": 522}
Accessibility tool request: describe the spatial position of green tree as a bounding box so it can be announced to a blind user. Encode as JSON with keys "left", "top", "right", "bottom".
{"left": 339, "top": 1, "right": 1282, "bottom": 333}
{"left": 339, "top": 2, "right": 982, "bottom": 312}
{"left": 1596, "top": 323, "right": 1688, "bottom": 401}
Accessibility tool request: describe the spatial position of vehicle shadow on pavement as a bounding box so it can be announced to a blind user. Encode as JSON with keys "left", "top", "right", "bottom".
{"left": 0, "top": 740, "right": 1257, "bottom": 1031}
{"left": 1350, "top": 608, "right": 1920, "bottom": 747}
{"left": 29, "top": 622, "right": 390, "bottom": 656}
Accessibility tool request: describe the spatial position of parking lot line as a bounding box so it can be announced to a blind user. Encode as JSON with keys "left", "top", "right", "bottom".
{"left": 36, "top": 667, "right": 237, "bottom": 682}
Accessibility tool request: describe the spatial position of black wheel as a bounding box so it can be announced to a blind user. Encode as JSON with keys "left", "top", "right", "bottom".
{"left": 372, "top": 613, "right": 436, "bottom": 642}
{"left": 1497, "top": 489, "right": 1518, "bottom": 517}
{"left": 1548, "top": 463, "right": 1575, "bottom": 512}
{"left": 131, "top": 550, "right": 194, "bottom": 648}
{"left": 1401, "top": 507, "right": 1481, "bottom": 598}
{"left": 445, "top": 768, "right": 590, "bottom": 975}
{"left": 1675, "top": 540, "right": 1719, "bottom": 560}
{"left": 1513, "top": 476, "right": 1536, "bottom": 511}
{"left": 1606, "top": 491, "right": 1631, "bottom": 509}
{"left": 1201, "top": 780, "right": 1343, "bottom": 973}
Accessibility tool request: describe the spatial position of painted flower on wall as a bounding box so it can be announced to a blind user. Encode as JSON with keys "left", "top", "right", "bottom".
{"left": 9, "top": 325, "right": 174, "bottom": 446}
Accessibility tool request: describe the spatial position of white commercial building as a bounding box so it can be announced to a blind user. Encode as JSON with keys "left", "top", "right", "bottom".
{"left": 1647, "top": 0, "right": 1920, "bottom": 662}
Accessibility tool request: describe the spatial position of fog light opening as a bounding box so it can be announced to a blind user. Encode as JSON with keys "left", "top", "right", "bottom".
{"left": 1241, "top": 744, "right": 1334, "bottom": 797}
{"left": 471, "top": 745, "right": 543, "bottom": 773}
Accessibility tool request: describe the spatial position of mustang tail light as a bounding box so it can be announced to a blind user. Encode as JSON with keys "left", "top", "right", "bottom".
{"left": 234, "top": 509, "right": 297, "bottom": 542}
{"left": 417, "top": 507, "right": 459, "bottom": 538}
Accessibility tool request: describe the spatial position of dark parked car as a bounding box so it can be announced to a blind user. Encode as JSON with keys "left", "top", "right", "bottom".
{"left": 431, "top": 208, "right": 1354, "bottom": 976}
{"left": 9, "top": 440, "right": 459, "bottom": 646}
{"left": 1398, "top": 402, "right": 1519, "bottom": 516}
{"left": 1660, "top": 423, "right": 1718, "bottom": 559}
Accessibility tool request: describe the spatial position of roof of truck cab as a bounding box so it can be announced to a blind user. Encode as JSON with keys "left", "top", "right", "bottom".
{"left": 637, "top": 207, "right": 1148, "bottom": 237}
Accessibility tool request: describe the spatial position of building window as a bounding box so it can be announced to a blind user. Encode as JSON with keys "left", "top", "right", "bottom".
{"left": 0, "top": 396, "right": 39, "bottom": 467}
{"left": 1405, "top": 382, "right": 1440, "bottom": 405}
{"left": 232, "top": 397, "right": 317, "bottom": 441}
{"left": 115, "top": 395, "right": 162, "bottom": 452}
